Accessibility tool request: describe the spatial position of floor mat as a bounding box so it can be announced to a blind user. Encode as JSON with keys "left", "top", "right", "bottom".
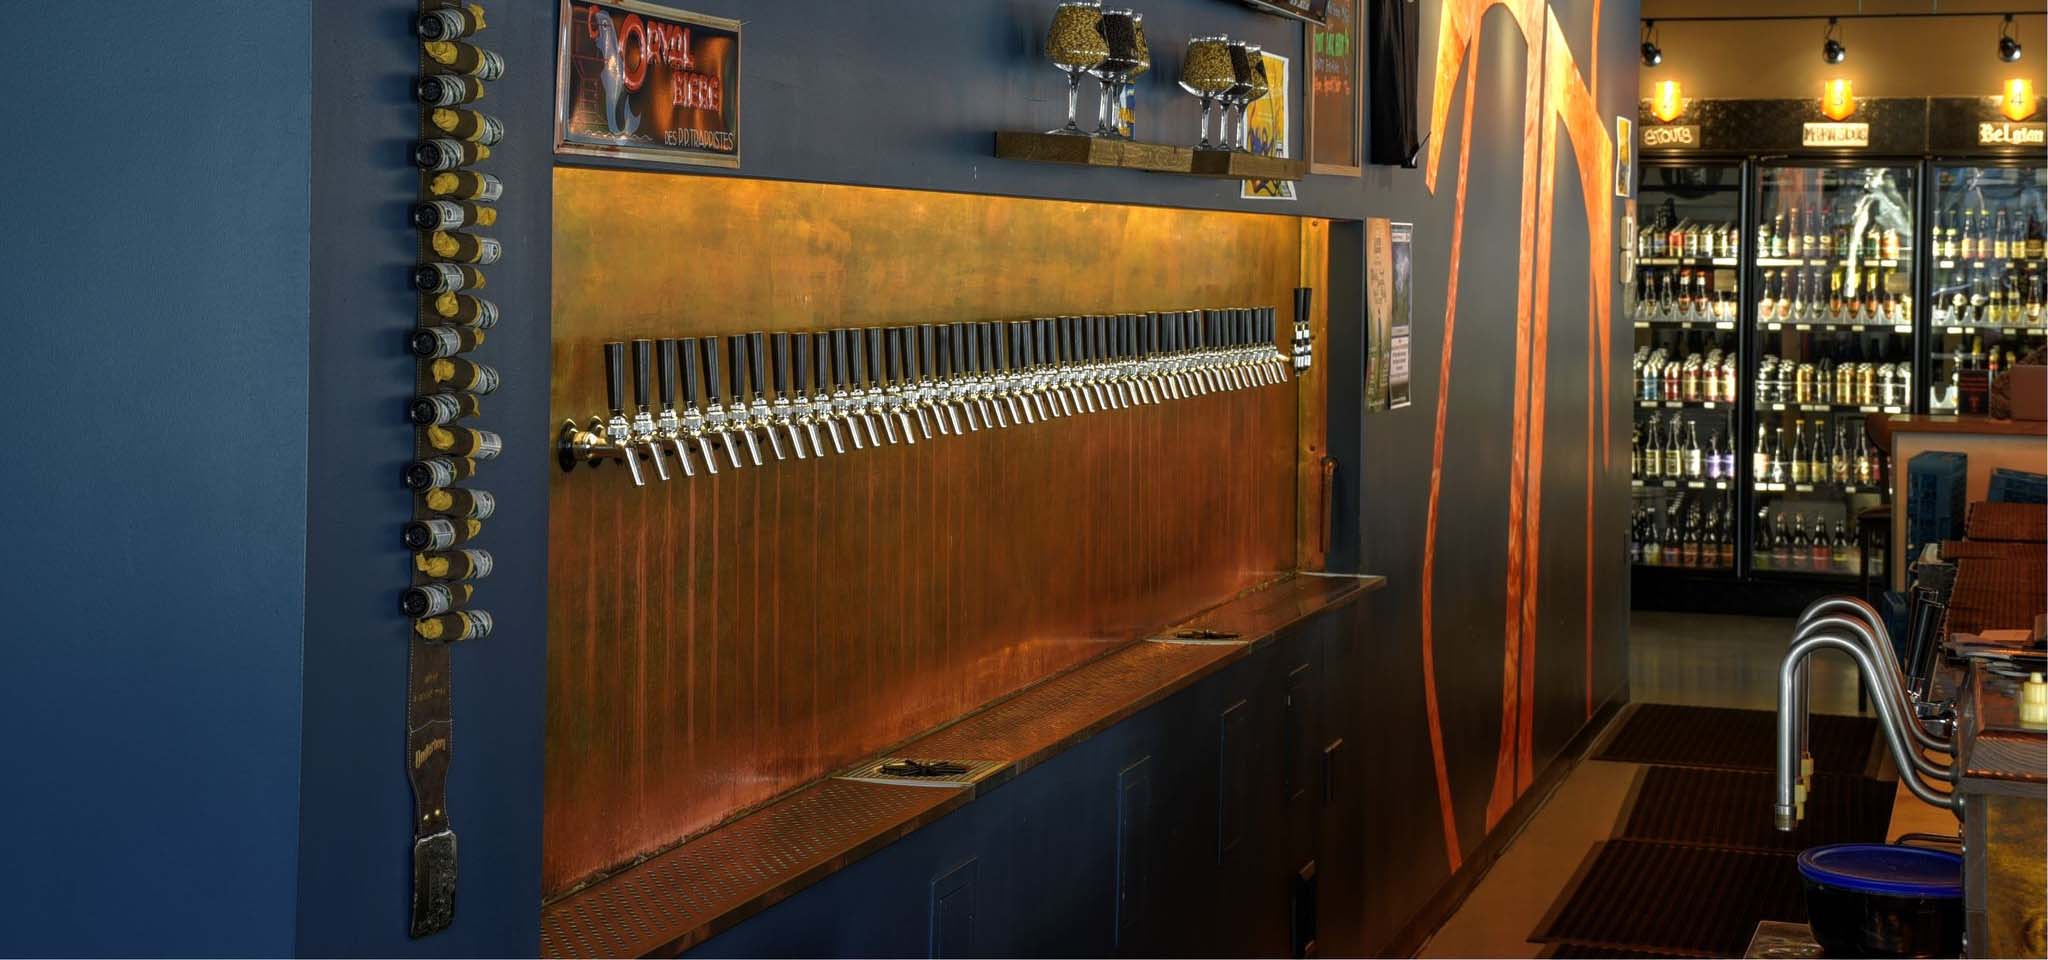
{"left": 1594, "top": 704, "right": 1876, "bottom": 774}
{"left": 1541, "top": 942, "right": 1698, "bottom": 959}
{"left": 1530, "top": 840, "right": 1807, "bottom": 958}
{"left": 1618, "top": 766, "right": 1896, "bottom": 853}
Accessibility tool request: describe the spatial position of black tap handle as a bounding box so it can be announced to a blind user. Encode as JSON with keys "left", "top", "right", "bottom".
{"left": 831, "top": 329, "right": 850, "bottom": 391}
{"left": 887, "top": 327, "right": 906, "bottom": 385}
{"left": 862, "top": 328, "right": 885, "bottom": 388}
{"left": 770, "top": 332, "right": 791, "bottom": 397}
{"left": 984, "top": 323, "right": 1001, "bottom": 374}
{"left": 789, "top": 332, "right": 809, "bottom": 395}
{"left": 918, "top": 324, "right": 937, "bottom": 380}
{"left": 958, "top": 323, "right": 976, "bottom": 375}
{"left": 728, "top": 334, "right": 749, "bottom": 404}
{"left": 1088, "top": 315, "right": 1103, "bottom": 362}
{"left": 631, "top": 338, "right": 653, "bottom": 411}
{"left": 1013, "top": 321, "right": 1030, "bottom": 369}
{"left": 934, "top": 324, "right": 952, "bottom": 380}
{"left": 603, "top": 341, "right": 626, "bottom": 414}
{"left": 679, "top": 337, "right": 702, "bottom": 408}
{"left": 1063, "top": 316, "right": 1080, "bottom": 364}
{"left": 987, "top": 323, "right": 1004, "bottom": 374}
{"left": 1120, "top": 315, "right": 1134, "bottom": 359}
{"left": 657, "top": 338, "right": 678, "bottom": 408}
{"left": 701, "top": 334, "right": 725, "bottom": 404}
{"left": 847, "top": 327, "right": 869, "bottom": 388}
{"left": 947, "top": 323, "right": 966, "bottom": 376}
{"left": 747, "top": 332, "right": 768, "bottom": 399}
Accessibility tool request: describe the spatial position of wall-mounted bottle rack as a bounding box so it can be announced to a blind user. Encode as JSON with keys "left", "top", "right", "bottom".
{"left": 556, "top": 309, "right": 1290, "bottom": 481}
{"left": 403, "top": 0, "right": 503, "bottom": 939}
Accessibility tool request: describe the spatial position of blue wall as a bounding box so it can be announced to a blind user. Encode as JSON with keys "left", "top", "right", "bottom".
{"left": 0, "top": 3, "right": 311, "bottom": 955}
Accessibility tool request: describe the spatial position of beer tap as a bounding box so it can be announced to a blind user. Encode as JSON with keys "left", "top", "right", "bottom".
{"left": 699, "top": 334, "right": 746, "bottom": 469}
{"left": 1228, "top": 310, "right": 1250, "bottom": 390}
{"left": 1187, "top": 312, "right": 1211, "bottom": 395}
{"left": 918, "top": 324, "right": 948, "bottom": 437}
{"left": 963, "top": 322, "right": 992, "bottom": 428}
{"left": 995, "top": 322, "right": 1027, "bottom": 426}
{"left": 1117, "top": 315, "right": 1141, "bottom": 406}
{"left": 629, "top": 339, "right": 671, "bottom": 481}
{"left": 861, "top": 327, "right": 900, "bottom": 445}
{"left": 1087, "top": 316, "right": 1113, "bottom": 411}
{"left": 1133, "top": 313, "right": 1155, "bottom": 404}
{"left": 789, "top": 332, "right": 828, "bottom": 456}
{"left": 653, "top": 339, "right": 696, "bottom": 478}
{"left": 950, "top": 323, "right": 982, "bottom": 431}
{"left": 1013, "top": 321, "right": 1044, "bottom": 422}
{"left": 1270, "top": 306, "right": 1291, "bottom": 383}
{"left": 829, "top": 329, "right": 866, "bottom": 451}
{"left": 1149, "top": 312, "right": 1171, "bottom": 403}
{"left": 940, "top": 323, "right": 971, "bottom": 433}
{"left": 1097, "top": 316, "right": 1121, "bottom": 409}
{"left": 728, "top": 335, "right": 768, "bottom": 465}
{"left": 603, "top": 341, "right": 645, "bottom": 485}
{"left": 1253, "top": 308, "right": 1276, "bottom": 386}
{"left": 840, "top": 328, "right": 877, "bottom": 446}
{"left": 769, "top": 332, "right": 807, "bottom": 459}
{"left": 1028, "top": 319, "right": 1056, "bottom": 419}
{"left": 1061, "top": 316, "right": 1091, "bottom": 414}
{"left": 677, "top": 337, "right": 720, "bottom": 474}
{"left": 900, "top": 326, "right": 933, "bottom": 440}
{"left": 882, "top": 327, "right": 917, "bottom": 443}
{"left": 809, "top": 332, "right": 847, "bottom": 455}
{"left": 981, "top": 322, "right": 1012, "bottom": 428}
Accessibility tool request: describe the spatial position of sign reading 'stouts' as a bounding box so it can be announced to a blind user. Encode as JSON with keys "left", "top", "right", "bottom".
{"left": 556, "top": 0, "right": 739, "bottom": 167}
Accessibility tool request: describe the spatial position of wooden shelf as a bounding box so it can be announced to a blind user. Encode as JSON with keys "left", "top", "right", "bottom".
{"left": 994, "top": 130, "right": 1307, "bottom": 181}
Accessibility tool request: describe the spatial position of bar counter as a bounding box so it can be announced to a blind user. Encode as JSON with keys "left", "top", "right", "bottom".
{"left": 541, "top": 572, "right": 1380, "bottom": 958}
{"left": 1883, "top": 414, "right": 2048, "bottom": 591}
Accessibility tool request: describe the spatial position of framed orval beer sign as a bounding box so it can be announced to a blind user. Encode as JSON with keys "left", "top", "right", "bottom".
{"left": 555, "top": 0, "right": 740, "bottom": 168}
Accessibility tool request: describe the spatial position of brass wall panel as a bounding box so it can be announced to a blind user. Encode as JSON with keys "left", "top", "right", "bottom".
{"left": 547, "top": 168, "right": 1312, "bottom": 896}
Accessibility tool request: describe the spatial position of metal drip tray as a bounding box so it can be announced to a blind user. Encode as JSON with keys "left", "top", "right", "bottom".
{"left": 835, "top": 757, "right": 1005, "bottom": 787}
{"left": 1150, "top": 628, "right": 1245, "bottom": 645}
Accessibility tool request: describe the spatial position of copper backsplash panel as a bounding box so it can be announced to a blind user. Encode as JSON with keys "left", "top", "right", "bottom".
{"left": 547, "top": 168, "right": 1312, "bottom": 896}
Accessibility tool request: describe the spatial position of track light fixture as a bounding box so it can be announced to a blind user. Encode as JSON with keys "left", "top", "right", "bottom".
{"left": 1641, "top": 20, "right": 1662, "bottom": 67}
{"left": 1821, "top": 18, "right": 1846, "bottom": 65}
{"left": 1999, "top": 14, "right": 2023, "bottom": 62}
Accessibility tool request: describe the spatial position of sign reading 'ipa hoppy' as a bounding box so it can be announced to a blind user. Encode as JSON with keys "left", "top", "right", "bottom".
{"left": 555, "top": 0, "right": 740, "bottom": 167}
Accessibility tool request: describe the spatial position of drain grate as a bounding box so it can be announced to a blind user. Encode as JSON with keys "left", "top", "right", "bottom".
{"left": 835, "top": 757, "right": 1006, "bottom": 787}
{"left": 1152, "top": 628, "right": 1245, "bottom": 645}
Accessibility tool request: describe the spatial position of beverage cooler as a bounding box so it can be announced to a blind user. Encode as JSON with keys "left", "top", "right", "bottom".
{"left": 1630, "top": 160, "right": 1744, "bottom": 573}
{"left": 1923, "top": 160, "right": 2048, "bottom": 413}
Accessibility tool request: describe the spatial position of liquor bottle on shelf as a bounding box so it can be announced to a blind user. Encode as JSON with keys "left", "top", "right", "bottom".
{"left": 431, "top": 292, "right": 498, "bottom": 328}
{"left": 1942, "top": 208, "right": 1959, "bottom": 259}
{"left": 1643, "top": 509, "right": 1662, "bottom": 565}
{"left": 1831, "top": 426, "right": 1849, "bottom": 484}
{"left": 414, "top": 138, "right": 489, "bottom": 171}
{"left": 403, "top": 516, "right": 482, "bottom": 551}
{"left": 1630, "top": 507, "right": 1644, "bottom": 563}
{"left": 1810, "top": 517, "right": 1832, "bottom": 568}
{"left": 1753, "top": 424, "right": 1771, "bottom": 483}
{"left": 1704, "top": 430, "right": 1723, "bottom": 481}
{"left": 1994, "top": 208, "right": 2010, "bottom": 260}
{"left": 1685, "top": 421, "right": 1703, "bottom": 480}
{"left": 428, "top": 170, "right": 503, "bottom": 203}
{"left": 1770, "top": 212, "right": 1787, "bottom": 258}
{"left": 410, "top": 391, "right": 481, "bottom": 426}
{"left": 1832, "top": 521, "right": 1855, "bottom": 571}
{"left": 400, "top": 582, "right": 473, "bottom": 619}
{"left": 416, "top": 73, "right": 485, "bottom": 107}
{"left": 410, "top": 324, "right": 484, "bottom": 359}
{"left": 427, "top": 357, "right": 500, "bottom": 393}
{"left": 415, "top": 609, "right": 493, "bottom": 643}
{"left": 414, "top": 547, "right": 493, "bottom": 581}
{"left": 421, "top": 485, "right": 495, "bottom": 520}
{"left": 413, "top": 199, "right": 497, "bottom": 232}
{"left": 416, "top": 3, "right": 486, "bottom": 41}
{"left": 1663, "top": 413, "right": 1684, "bottom": 478}
{"left": 1769, "top": 427, "right": 1787, "bottom": 484}
{"left": 422, "top": 40, "right": 505, "bottom": 80}
{"left": 428, "top": 230, "right": 502, "bottom": 265}
{"left": 424, "top": 424, "right": 503, "bottom": 460}
{"left": 1719, "top": 504, "right": 1736, "bottom": 567}
{"left": 414, "top": 262, "right": 484, "bottom": 294}
{"left": 404, "top": 456, "right": 477, "bottom": 491}
{"left": 1789, "top": 421, "right": 1809, "bottom": 484}
{"left": 428, "top": 107, "right": 504, "bottom": 146}
{"left": 1773, "top": 513, "right": 1794, "bottom": 567}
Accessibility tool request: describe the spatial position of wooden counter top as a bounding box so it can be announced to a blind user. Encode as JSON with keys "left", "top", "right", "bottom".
{"left": 539, "top": 572, "right": 1381, "bottom": 958}
{"left": 1884, "top": 414, "right": 2048, "bottom": 438}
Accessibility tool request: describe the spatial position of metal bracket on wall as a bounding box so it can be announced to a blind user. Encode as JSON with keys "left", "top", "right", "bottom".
{"left": 403, "top": 0, "right": 511, "bottom": 938}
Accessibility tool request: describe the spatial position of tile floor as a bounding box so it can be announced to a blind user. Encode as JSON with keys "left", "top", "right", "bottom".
{"left": 1417, "top": 610, "right": 1875, "bottom": 959}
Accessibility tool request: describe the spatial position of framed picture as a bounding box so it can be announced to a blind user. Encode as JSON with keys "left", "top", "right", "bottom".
{"left": 1241, "top": 50, "right": 1296, "bottom": 200}
{"left": 555, "top": 0, "right": 741, "bottom": 168}
{"left": 1613, "top": 116, "right": 1632, "bottom": 197}
{"left": 1305, "top": 0, "right": 1363, "bottom": 176}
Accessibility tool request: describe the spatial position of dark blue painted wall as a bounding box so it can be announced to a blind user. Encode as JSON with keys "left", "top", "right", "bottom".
{"left": 294, "top": 1, "right": 552, "bottom": 956}
{"left": 0, "top": 4, "right": 311, "bottom": 955}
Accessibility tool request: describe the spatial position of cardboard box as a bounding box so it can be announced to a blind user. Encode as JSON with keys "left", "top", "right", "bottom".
{"left": 2012, "top": 364, "right": 2046, "bottom": 421}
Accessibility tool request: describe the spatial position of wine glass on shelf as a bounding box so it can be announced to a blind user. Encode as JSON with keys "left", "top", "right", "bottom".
{"left": 1045, "top": 1, "right": 1109, "bottom": 136}
{"left": 1178, "top": 35, "right": 1233, "bottom": 149}
{"left": 1090, "top": 10, "right": 1140, "bottom": 137}
{"left": 1221, "top": 42, "right": 1260, "bottom": 151}
{"left": 1238, "top": 48, "right": 1271, "bottom": 153}
{"left": 1115, "top": 14, "right": 1151, "bottom": 139}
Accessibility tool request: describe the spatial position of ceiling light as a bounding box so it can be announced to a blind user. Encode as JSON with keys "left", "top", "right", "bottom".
{"left": 1641, "top": 21, "right": 1662, "bottom": 67}
{"left": 1999, "top": 15, "right": 2023, "bottom": 63}
{"left": 1822, "top": 18, "right": 1846, "bottom": 65}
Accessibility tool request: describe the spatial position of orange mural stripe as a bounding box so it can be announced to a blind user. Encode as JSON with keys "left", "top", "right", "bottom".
{"left": 1420, "top": 46, "right": 1482, "bottom": 874}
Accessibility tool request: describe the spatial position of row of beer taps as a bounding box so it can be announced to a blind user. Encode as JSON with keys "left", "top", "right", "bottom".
{"left": 558, "top": 308, "right": 1289, "bottom": 484}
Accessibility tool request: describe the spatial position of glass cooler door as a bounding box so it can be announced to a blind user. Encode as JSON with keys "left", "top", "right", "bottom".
{"left": 1748, "top": 162, "right": 1915, "bottom": 579}
{"left": 1629, "top": 162, "right": 1742, "bottom": 573}
{"left": 1924, "top": 163, "right": 2047, "bottom": 412}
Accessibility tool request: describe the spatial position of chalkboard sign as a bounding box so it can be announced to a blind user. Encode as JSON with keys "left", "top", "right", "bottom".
{"left": 1306, "top": 0, "right": 1361, "bottom": 175}
{"left": 554, "top": 0, "right": 740, "bottom": 168}
{"left": 1243, "top": 0, "right": 1330, "bottom": 25}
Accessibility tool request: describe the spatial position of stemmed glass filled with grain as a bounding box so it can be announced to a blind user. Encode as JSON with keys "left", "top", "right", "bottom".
{"left": 1046, "top": 1, "right": 1110, "bottom": 135}
{"left": 1178, "top": 36, "right": 1234, "bottom": 149}
{"left": 1221, "top": 42, "right": 1261, "bottom": 151}
{"left": 1089, "top": 10, "right": 1142, "bottom": 137}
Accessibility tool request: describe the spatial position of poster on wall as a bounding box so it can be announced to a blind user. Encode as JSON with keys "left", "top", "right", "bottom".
{"left": 555, "top": 0, "right": 740, "bottom": 168}
{"left": 1305, "top": 0, "right": 1362, "bottom": 175}
{"left": 1613, "top": 116, "right": 1632, "bottom": 197}
{"left": 1387, "top": 221, "right": 1413, "bottom": 409}
{"left": 1241, "top": 51, "right": 1296, "bottom": 200}
{"left": 1365, "top": 217, "right": 1391, "bottom": 410}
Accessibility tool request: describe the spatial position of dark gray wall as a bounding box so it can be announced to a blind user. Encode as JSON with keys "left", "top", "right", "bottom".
{"left": 0, "top": 3, "right": 311, "bottom": 955}
{"left": 295, "top": 1, "right": 553, "bottom": 956}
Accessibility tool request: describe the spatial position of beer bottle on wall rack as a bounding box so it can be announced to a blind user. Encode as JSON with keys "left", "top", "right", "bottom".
{"left": 411, "top": 324, "right": 485, "bottom": 359}
{"left": 414, "top": 262, "right": 485, "bottom": 294}
{"left": 401, "top": 582, "right": 473, "bottom": 618}
{"left": 414, "top": 609, "right": 493, "bottom": 643}
{"left": 414, "top": 200, "right": 497, "bottom": 232}
{"left": 422, "top": 486, "right": 495, "bottom": 520}
{"left": 429, "top": 108, "right": 504, "bottom": 145}
{"left": 410, "top": 391, "right": 482, "bottom": 426}
{"left": 428, "top": 357, "right": 500, "bottom": 393}
{"left": 404, "top": 516, "right": 483, "bottom": 551}
{"left": 428, "top": 230, "right": 502, "bottom": 265}
{"left": 416, "top": 3, "right": 487, "bottom": 42}
{"left": 430, "top": 292, "right": 498, "bottom": 327}
{"left": 404, "top": 456, "right": 478, "bottom": 491}
{"left": 416, "top": 73, "right": 485, "bottom": 106}
{"left": 414, "top": 548, "right": 493, "bottom": 581}
{"left": 428, "top": 170, "right": 502, "bottom": 202}
{"left": 422, "top": 41, "right": 505, "bottom": 80}
{"left": 415, "top": 138, "right": 489, "bottom": 171}
{"left": 424, "top": 424, "right": 503, "bottom": 459}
